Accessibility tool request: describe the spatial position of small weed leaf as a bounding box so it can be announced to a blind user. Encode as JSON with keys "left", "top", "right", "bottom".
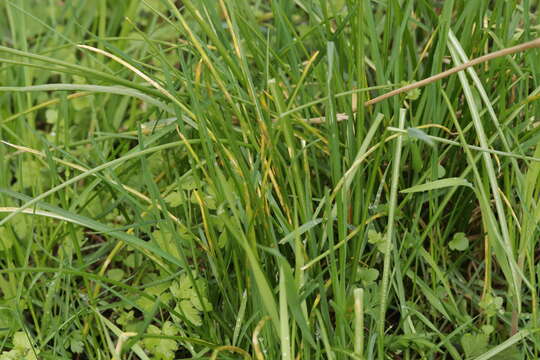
{"left": 367, "top": 229, "right": 391, "bottom": 254}
{"left": 136, "top": 277, "right": 172, "bottom": 312}
{"left": 142, "top": 322, "right": 179, "bottom": 360}
{"left": 399, "top": 81, "right": 422, "bottom": 100}
{"left": 106, "top": 268, "right": 125, "bottom": 282}
{"left": 164, "top": 191, "right": 184, "bottom": 207}
{"left": 122, "top": 253, "right": 137, "bottom": 268}
{"left": 367, "top": 229, "right": 383, "bottom": 244}
{"left": 0, "top": 226, "right": 14, "bottom": 251}
{"left": 177, "top": 300, "right": 202, "bottom": 326}
{"left": 449, "top": 232, "right": 469, "bottom": 251}
{"left": 481, "top": 325, "right": 494, "bottom": 335}
{"left": 0, "top": 310, "right": 16, "bottom": 337}
{"left": 361, "top": 284, "right": 381, "bottom": 318}
{"left": 116, "top": 310, "right": 135, "bottom": 326}
{"left": 72, "top": 94, "right": 91, "bottom": 111}
{"left": 20, "top": 160, "right": 42, "bottom": 189}
{"left": 13, "top": 332, "right": 33, "bottom": 351}
{"left": 437, "top": 164, "right": 446, "bottom": 179}
{"left": 152, "top": 229, "right": 181, "bottom": 260}
{"left": 0, "top": 331, "right": 38, "bottom": 360}
{"left": 357, "top": 267, "right": 379, "bottom": 286}
{"left": 461, "top": 332, "right": 489, "bottom": 359}
{"left": 45, "top": 109, "right": 58, "bottom": 124}
{"left": 403, "top": 232, "right": 417, "bottom": 248}
{"left": 180, "top": 175, "right": 198, "bottom": 191}
{"left": 491, "top": 346, "right": 522, "bottom": 360}
{"left": 68, "top": 331, "right": 84, "bottom": 354}
{"left": 479, "top": 294, "right": 504, "bottom": 317}
{"left": 170, "top": 274, "right": 212, "bottom": 327}
{"left": 370, "top": 204, "right": 404, "bottom": 219}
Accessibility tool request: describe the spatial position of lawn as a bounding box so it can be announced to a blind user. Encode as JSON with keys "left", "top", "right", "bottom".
{"left": 0, "top": 0, "right": 539, "bottom": 359}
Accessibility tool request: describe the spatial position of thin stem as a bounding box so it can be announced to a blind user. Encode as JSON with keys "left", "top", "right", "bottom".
{"left": 377, "top": 109, "right": 406, "bottom": 359}
{"left": 354, "top": 288, "right": 365, "bottom": 358}
{"left": 365, "top": 38, "right": 540, "bottom": 106}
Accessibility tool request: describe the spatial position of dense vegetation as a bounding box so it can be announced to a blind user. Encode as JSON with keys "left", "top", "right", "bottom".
{"left": 1, "top": 1, "right": 539, "bottom": 359}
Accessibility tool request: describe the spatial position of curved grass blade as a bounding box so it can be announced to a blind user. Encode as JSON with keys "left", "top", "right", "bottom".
{"left": 400, "top": 178, "right": 473, "bottom": 194}
{"left": 0, "top": 84, "right": 172, "bottom": 113}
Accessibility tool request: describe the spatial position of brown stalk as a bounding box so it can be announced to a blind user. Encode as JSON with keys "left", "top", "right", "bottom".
{"left": 365, "top": 38, "right": 540, "bottom": 106}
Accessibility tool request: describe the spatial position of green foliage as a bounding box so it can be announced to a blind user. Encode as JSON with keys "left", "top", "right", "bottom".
{"left": 106, "top": 268, "right": 125, "bottom": 282}
{"left": 461, "top": 332, "right": 489, "bottom": 358}
{"left": 0, "top": 332, "right": 38, "bottom": 360}
{"left": 0, "top": 0, "right": 538, "bottom": 358}
{"left": 67, "top": 331, "right": 84, "bottom": 355}
{"left": 357, "top": 267, "right": 379, "bottom": 286}
{"left": 170, "top": 274, "right": 212, "bottom": 326}
{"left": 151, "top": 228, "right": 182, "bottom": 260}
{"left": 142, "top": 322, "right": 179, "bottom": 360}
{"left": 399, "top": 81, "right": 422, "bottom": 101}
{"left": 460, "top": 330, "right": 522, "bottom": 360}
{"left": 479, "top": 293, "right": 505, "bottom": 317}
{"left": 163, "top": 191, "right": 184, "bottom": 207}
{"left": 449, "top": 232, "right": 470, "bottom": 251}
{"left": 367, "top": 229, "right": 391, "bottom": 254}
{"left": 0, "top": 226, "right": 14, "bottom": 251}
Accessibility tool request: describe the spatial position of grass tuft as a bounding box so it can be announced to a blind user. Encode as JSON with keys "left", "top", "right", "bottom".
{"left": 1, "top": 1, "right": 539, "bottom": 359}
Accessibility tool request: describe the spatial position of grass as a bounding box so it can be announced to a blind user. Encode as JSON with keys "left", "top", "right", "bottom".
{"left": 0, "top": 0, "right": 540, "bottom": 359}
